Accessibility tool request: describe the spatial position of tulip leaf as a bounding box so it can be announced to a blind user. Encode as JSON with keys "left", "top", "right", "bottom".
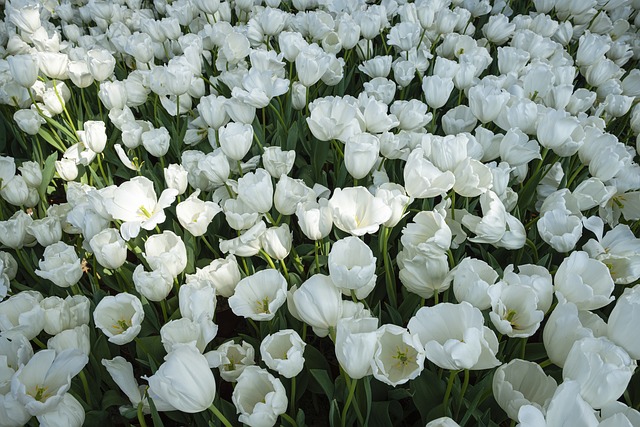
{"left": 148, "top": 396, "right": 165, "bottom": 427}
{"left": 286, "top": 121, "right": 299, "bottom": 151}
{"left": 310, "top": 369, "right": 334, "bottom": 400}
{"left": 328, "top": 399, "right": 341, "bottom": 427}
{"left": 296, "top": 408, "right": 306, "bottom": 426}
{"left": 101, "top": 389, "right": 128, "bottom": 410}
{"left": 38, "top": 152, "right": 58, "bottom": 200}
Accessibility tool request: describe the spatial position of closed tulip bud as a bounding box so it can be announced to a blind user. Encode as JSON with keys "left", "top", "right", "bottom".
{"left": 344, "top": 133, "right": 380, "bottom": 180}
{"left": 47, "top": 324, "right": 91, "bottom": 356}
{"left": 141, "top": 127, "right": 171, "bottom": 158}
{"left": 329, "top": 236, "right": 376, "bottom": 292}
{"left": 35, "top": 242, "right": 83, "bottom": 288}
{"left": 260, "top": 224, "right": 293, "bottom": 261}
{"left": 99, "top": 81, "right": 128, "bottom": 110}
{"left": 262, "top": 146, "right": 296, "bottom": 178}
{"left": 218, "top": 122, "right": 253, "bottom": 161}
{"left": 292, "top": 274, "right": 343, "bottom": 338}
{"left": 335, "top": 317, "right": 378, "bottom": 379}
{"left": 87, "top": 48, "right": 116, "bottom": 82}
{"left": 38, "top": 52, "right": 68, "bottom": 80}
{"left": 7, "top": 54, "right": 39, "bottom": 88}
{"left": 89, "top": 228, "right": 127, "bottom": 270}
{"left": 68, "top": 60, "right": 94, "bottom": 88}
{"left": 146, "top": 345, "right": 216, "bottom": 413}
{"left": 143, "top": 230, "right": 187, "bottom": 277}
{"left": 160, "top": 318, "right": 217, "bottom": 353}
{"left": 164, "top": 163, "right": 188, "bottom": 195}
{"left": 0, "top": 210, "right": 33, "bottom": 249}
{"left": 82, "top": 120, "right": 107, "bottom": 153}
{"left": 492, "top": 359, "right": 557, "bottom": 421}
{"left": 1, "top": 175, "right": 29, "bottom": 206}
{"left": 14, "top": 109, "right": 43, "bottom": 135}
{"left": 0, "top": 291, "right": 45, "bottom": 340}
{"left": 237, "top": 168, "right": 273, "bottom": 214}
{"left": 28, "top": 216, "right": 62, "bottom": 247}
{"left": 197, "top": 95, "right": 229, "bottom": 129}
{"left": 296, "top": 199, "right": 333, "bottom": 241}
{"left": 607, "top": 285, "right": 640, "bottom": 359}
{"left": 291, "top": 81, "right": 307, "bottom": 110}
{"left": 451, "top": 258, "right": 497, "bottom": 310}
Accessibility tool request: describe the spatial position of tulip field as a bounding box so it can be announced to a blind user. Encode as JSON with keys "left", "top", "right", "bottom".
{"left": 1, "top": 0, "right": 640, "bottom": 425}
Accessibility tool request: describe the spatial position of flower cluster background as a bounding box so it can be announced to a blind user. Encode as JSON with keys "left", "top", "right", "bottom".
{"left": 0, "top": 0, "right": 640, "bottom": 426}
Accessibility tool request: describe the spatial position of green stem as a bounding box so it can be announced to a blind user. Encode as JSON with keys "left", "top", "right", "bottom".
{"left": 79, "top": 371, "right": 92, "bottom": 407}
{"left": 160, "top": 299, "right": 169, "bottom": 323}
{"left": 280, "top": 259, "right": 290, "bottom": 284}
{"left": 456, "top": 370, "right": 469, "bottom": 418}
{"left": 381, "top": 227, "right": 397, "bottom": 308}
{"left": 209, "top": 403, "right": 234, "bottom": 427}
{"left": 260, "top": 250, "right": 277, "bottom": 270}
{"left": 341, "top": 377, "right": 358, "bottom": 427}
{"left": 137, "top": 401, "right": 148, "bottom": 427}
{"left": 314, "top": 240, "right": 321, "bottom": 273}
{"left": 290, "top": 376, "right": 297, "bottom": 417}
{"left": 443, "top": 370, "right": 458, "bottom": 417}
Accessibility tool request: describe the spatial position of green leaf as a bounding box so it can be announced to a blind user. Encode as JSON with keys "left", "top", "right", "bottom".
{"left": 328, "top": 399, "right": 341, "bottom": 427}
{"left": 101, "top": 389, "right": 128, "bottom": 410}
{"left": 310, "top": 369, "right": 334, "bottom": 400}
{"left": 38, "top": 152, "right": 58, "bottom": 199}
{"left": 148, "top": 397, "right": 165, "bottom": 427}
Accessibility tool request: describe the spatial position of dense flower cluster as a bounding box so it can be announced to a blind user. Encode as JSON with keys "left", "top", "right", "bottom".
{"left": 0, "top": 0, "right": 639, "bottom": 425}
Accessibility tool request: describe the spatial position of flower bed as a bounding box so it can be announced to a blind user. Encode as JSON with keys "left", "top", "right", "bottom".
{"left": 0, "top": 0, "right": 640, "bottom": 426}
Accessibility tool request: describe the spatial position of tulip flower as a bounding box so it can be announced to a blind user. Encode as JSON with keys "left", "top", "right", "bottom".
{"left": 229, "top": 269, "right": 288, "bottom": 321}
{"left": 408, "top": 302, "right": 500, "bottom": 371}
{"left": 260, "top": 329, "right": 306, "bottom": 378}
{"left": 328, "top": 236, "right": 376, "bottom": 292}
{"left": 492, "top": 359, "right": 557, "bottom": 421}
{"left": 606, "top": 284, "right": 640, "bottom": 359}
{"left": 206, "top": 340, "right": 256, "bottom": 382}
{"left": 371, "top": 324, "right": 425, "bottom": 386}
{"left": 34, "top": 242, "right": 83, "bottom": 289}
{"left": 146, "top": 345, "right": 217, "bottom": 413}
{"left": 291, "top": 274, "right": 343, "bottom": 338}
{"left": 104, "top": 176, "right": 178, "bottom": 240}
{"left": 11, "top": 349, "right": 88, "bottom": 416}
{"left": 176, "top": 190, "right": 222, "bottom": 237}
{"left": 89, "top": 228, "right": 127, "bottom": 270}
{"left": 554, "top": 251, "right": 614, "bottom": 310}
{"left": 328, "top": 186, "right": 391, "bottom": 236}
{"left": 93, "top": 293, "right": 144, "bottom": 345}
{"left": 232, "top": 366, "right": 288, "bottom": 427}
{"left": 335, "top": 317, "right": 378, "bottom": 379}
{"left": 563, "top": 337, "right": 636, "bottom": 409}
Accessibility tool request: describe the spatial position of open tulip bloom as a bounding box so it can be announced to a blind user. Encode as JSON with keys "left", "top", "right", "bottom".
{"left": 2, "top": 1, "right": 640, "bottom": 426}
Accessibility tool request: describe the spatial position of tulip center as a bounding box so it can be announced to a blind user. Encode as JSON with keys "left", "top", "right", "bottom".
{"left": 225, "top": 357, "right": 236, "bottom": 371}
{"left": 257, "top": 297, "right": 271, "bottom": 314}
{"left": 138, "top": 205, "right": 153, "bottom": 219}
{"left": 392, "top": 346, "right": 414, "bottom": 368}
{"left": 32, "top": 385, "right": 50, "bottom": 402}
{"left": 113, "top": 319, "right": 131, "bottom": 332}
{"left": 505, "top": 309, "right": 519, "bottom": 329}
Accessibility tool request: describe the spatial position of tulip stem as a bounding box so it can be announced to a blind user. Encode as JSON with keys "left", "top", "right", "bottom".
{"left": 260, "top": 250, "right": 277, "bottom": 270}
{"left": 160, "top": 299, "right": 169, "bottom": 323}
{"left": 314, "top": 240, "right": 321, "bottom": 273}
{"left": 290, "top": 376, "right": 297, "bottom": 417}
{"left": 341, "top": 377, "right": 361, "bottom": 427}
{"left": 443, "top": 370, "right": 458, "bottom": 417}
{"left": 381, "top": 227, "right": 397, "bottom": 308}
{"left": 137, "top": 401, "right": 148, "bottom": 427}
{"left": 209, "top": 403, "right": 234, "bottom": 427}
{"left": 280, "top": 259, "right": 290, "bottom": 283}
{"left": 79, "top": 370, "right": 93, "bottom": 407}
{"left": 455, "top": 369, "right": 470, "bottom": 418}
